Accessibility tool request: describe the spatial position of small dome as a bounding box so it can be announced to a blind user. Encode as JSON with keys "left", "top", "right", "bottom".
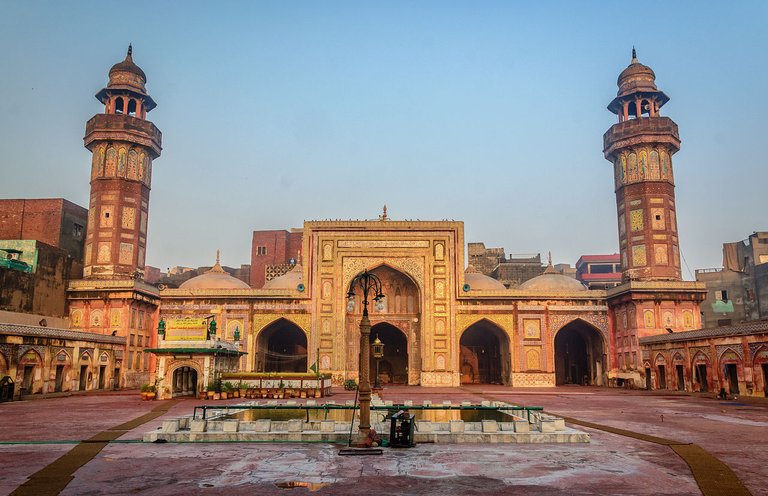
{"left": 464, "top": 265, "right": 506, "bottom": 290}
{"left": 263, "top": 264, "right": 303, "bottom": 290}
{"left": 616, "top": 49, "right": 658, "bottom": 97}
{"left": 104, "top": 45, "right": 149, "bottom": 97}
{"left": 109, "top": 45, "right": 146, "bottom": 81}
{"left": 519, "top": 255, "right": 587, "bottom": 292}
{"left": 179, "top": 252, "right": 250, "bottom": 290}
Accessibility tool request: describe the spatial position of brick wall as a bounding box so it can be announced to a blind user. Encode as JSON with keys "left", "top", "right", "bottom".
{"left": 250, "top": 230, "right": 303, "bottom": 288}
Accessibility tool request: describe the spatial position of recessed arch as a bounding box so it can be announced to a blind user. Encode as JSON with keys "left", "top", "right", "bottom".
{"left": 459, "top": 319, "right": 509, "bottom": 385}
{"left": 554, "top": 319, "right": 605, "bottom": 386}
{"left": 168, "top": 362, "right": 202, "bottom": 397}
{"left": 255, "top": 318, "right": 308, "bottom": 373}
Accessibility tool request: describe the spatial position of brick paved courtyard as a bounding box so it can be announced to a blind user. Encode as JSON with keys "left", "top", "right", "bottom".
{"left": 1, "top": 386, "right": 766, "bottom": 495}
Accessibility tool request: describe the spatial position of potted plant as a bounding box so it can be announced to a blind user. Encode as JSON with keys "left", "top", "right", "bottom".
{"left": 277, "top": 379, "right": 285, "bottom": 399}
{"left": 223, "top": 381, "right": 235, "bottom": 399}
{"left": 238, "top": 381, "right": 247, "bottom": 398}
{"left": 343, "top": 379, "right": 358, "bottom": 391}
{"left": 145, "top": 384, "right": 157, "bottom": 400}
{"left": 140, "top": 383, "right": 151, "bottom": 400}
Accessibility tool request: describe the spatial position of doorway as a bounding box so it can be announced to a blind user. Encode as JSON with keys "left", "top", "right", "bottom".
{"left": 370, "top": 323, "right": 409, "bottom": 384}
{"left": 172, "top": 367, "right": 198, "bottom": 397}
{"left": 23, "top": 365, "right": 34, "bottom": 392}
{"left": 459, "top": 320, "right": 507, "bottom": 384}
{"left": 256, "top": 319, "right": 308, "bottom": 373}
{"left": 657, "top": 365, "right": 667, "bottom": 389}
{"left": 113, "top": 367, "right": 120, "bottom": 389}
{"left": 676, "top": 365, "right": 685, "bottom": 391}
{"left": 55, "top": 365, "right": 64, "bottom": 392}
{"left": 645, "top": 367, "right": 652, "bottom": 390}
{"left": 79, "top": 365, "right": 88, "bottom": 391}
{"left": 554, "top": 321, "right": 604, "bottom": 386}
{"left": 724, "top": 364, "right": 739, "bottom": 394}
{"left": 98, "top": 365, "right": 106, "bottom": 389}
{"left": 696, "top": 364, "right": 709, "bottom": 392}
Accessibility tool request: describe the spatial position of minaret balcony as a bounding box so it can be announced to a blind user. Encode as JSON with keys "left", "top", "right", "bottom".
{"left": 84, "top": 114, "right": 162, "bottom": 158}
{"left": 603, "top": 116, "right": 679, "bottom": 159}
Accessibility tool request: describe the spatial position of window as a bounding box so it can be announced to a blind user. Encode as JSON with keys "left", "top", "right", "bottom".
{"left": 72, "top": 223, "right": 84, "bottom": 239}
{"left": 257, "top": 246, "right": 267, "bottom": 256}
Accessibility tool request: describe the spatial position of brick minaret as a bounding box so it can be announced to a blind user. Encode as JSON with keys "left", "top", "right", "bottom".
{"left": 604, "top": 50, "right": 706, "bottom": 386}
{"left": 69, "top": 46, "right": 162, "bottom": 388}
{"left": 604, "top": 48, "right": 680, "bottom": 282}
{"left": 83, "top": 45, "right": 162, "bottom": 279}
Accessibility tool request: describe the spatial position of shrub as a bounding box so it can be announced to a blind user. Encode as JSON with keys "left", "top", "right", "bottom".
{"left": 343, "top": 379, "right": 358, "bottom": 391}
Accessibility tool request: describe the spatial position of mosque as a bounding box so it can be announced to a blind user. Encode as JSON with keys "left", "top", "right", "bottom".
{"left": 63, "top": 47, "right": 712, "bottom": 399}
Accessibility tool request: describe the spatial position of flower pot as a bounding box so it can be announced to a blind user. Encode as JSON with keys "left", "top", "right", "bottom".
{"left": 141, "top": 392, "right": 149, "bottom": 400}
{"left": 198, "top": 391, "right": 207, "bottom": 400}
{"left": 147, "top": 392, "right": 156, "bottom": 400}
{"left": 213, "top": 393, "right": 221, "bottom": 400}
{"left": 300, "top": 391, "right": 307, "bottom": 399}
{"left": 207, "top": 391, "right": 215, "bottom": 400}
{"left": 314, "top": 390, "right": 322, "bottom": 398}
{"left": 233, "top": 390, "right": 240, "bottom": 398}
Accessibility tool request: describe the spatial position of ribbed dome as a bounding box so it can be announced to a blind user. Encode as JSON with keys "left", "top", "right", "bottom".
{"left": 616, "top": 49, "right": 658, "bottom": 98}
{"left": 263, "top": 264, "right": 303, "bottom": 290}
{"left": 463, "top": 265, "right": 506, "bottom": 290}
{"left": 179, "top": 253, "right": 250, "bottom": 290}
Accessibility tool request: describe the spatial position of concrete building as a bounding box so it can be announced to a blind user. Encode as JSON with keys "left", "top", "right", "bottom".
{"left": 576, "top": 254, "right": 621, "bottom": 290}
{"left": 467, "top": 244, "right": 545, "bottom": 289}
{"left": 696, "top": 232, "right": 768, "bottom": 327}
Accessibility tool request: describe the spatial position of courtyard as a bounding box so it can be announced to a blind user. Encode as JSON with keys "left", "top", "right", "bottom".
{"left": 0, "top": 386, "right": 765, "bottom": 496}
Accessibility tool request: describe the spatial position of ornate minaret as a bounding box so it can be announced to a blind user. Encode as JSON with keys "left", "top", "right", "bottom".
{"left": 604, "top": 48, "right": 680, "bottom": 281}
{"left": 83, "top": 45, "right": 162, "bottom": 279}
{"left": 604, "top": 50, "right": 706, "bottom": 386}
{"left": 68, "top": 46, "right": 162, "bottom": 389}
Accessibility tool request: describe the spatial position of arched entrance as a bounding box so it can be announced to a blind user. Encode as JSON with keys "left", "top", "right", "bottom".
{"left": 347, "top": 264, "right": 421, "bottom": 385}
{"left": 460, "top": 320, "right": 509, "bottom": 384}
{"left": 554, "top": 320, "right": 604, "bottom": 385}
{"left": 369, "top": 323, "right": 408, "bottom": 384}
{"left": 172, "top": 366, "right": 198, "bottom": 397}
{"left": 256, "top": 319, "right": 308, "bottom": 373}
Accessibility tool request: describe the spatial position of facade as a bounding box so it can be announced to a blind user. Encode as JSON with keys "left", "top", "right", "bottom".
{"left": 0, "top": 323, "right": 125, "bottom": 397}
{"left": 576, "top": 254, "right": 621, "bottom": 290}
{"left": 696, "top": 232, "right": 768, "bottom": 327}
{"left": 0, "top": 47, "right": 725, "bottom": 398}
{"left": 640, "top": 319, "right": 768, "bottom": 396}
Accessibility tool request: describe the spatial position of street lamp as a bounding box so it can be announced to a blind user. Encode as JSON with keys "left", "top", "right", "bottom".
{"left": 346, "top": 270, "right": 384, "bottom": 439}
{"left": 372, "top": 335, "right": 384, "bottom": 391}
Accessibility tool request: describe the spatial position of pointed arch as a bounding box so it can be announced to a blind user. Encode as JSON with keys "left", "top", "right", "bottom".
{"left": 459, "top": 318, "right": 510, "bottom": 384}
{"left": 254, "top": 318, "right": 308, "bottom": 373}
{"left": 554, "top": 319, "right": 606, "bottom": 386}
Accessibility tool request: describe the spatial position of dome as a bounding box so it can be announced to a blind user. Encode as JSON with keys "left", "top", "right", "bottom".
{"left": 263, "top": 264, "right": 303, "bottom": 290}
{"left": 109, "top": 45, "right": 147, "bottom": 82}
{"left": 179, "top": 252, "right": 250, "bottom": 290}
{"left": 616, "top": 49, "right": 658, "bottom": 98}
{"left": 463, "top": 265, "right": 506, "bottom": 291}
{"left": 104, "top": 45, "right": 149, "bottom": 98}
{"left": 519, "top": 265, "right": 587, "bottom": 292}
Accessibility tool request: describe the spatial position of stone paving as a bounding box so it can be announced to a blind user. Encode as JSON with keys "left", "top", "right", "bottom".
{"left": 0, "top": 386, "right": 765, "bottom": 495}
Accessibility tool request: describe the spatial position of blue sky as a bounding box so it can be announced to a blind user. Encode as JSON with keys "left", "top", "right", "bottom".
{"left": 1, "top": 2, "right": 766, "bottom": 276}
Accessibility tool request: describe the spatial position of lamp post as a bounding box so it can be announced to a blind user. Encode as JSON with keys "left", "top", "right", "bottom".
{"left": 372, "top": 335, "right": 384, "bottom": 391}
{"left": 347, "top": 270, "right": 385, "bottom": 439}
